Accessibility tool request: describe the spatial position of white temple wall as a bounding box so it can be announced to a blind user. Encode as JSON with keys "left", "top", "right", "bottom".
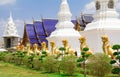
{"left": 80, "top": 29, "right": 120, "bottom": 53}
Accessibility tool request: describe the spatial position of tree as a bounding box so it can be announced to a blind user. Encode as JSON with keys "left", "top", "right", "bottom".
{"left": 110, "top": 44, "right": 120, "bottom": 76}
{"left": 77, "top": 47, "right": 92, "bottom": 77}
{"left": 59, "top": 47, "right": 66, "bottom": 57}
{"left": 87, "top": 53, "right": 112, "bottom": 77}
{"left": 112, "top": 44, "right": 120, "bottom": 52}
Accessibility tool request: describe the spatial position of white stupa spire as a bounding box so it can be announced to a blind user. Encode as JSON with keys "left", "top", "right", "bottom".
{"left": 56, "top": 0, "right": 74, "bottom": 28}
{"left": 9, "top": 11, "right": 13, "bottom": 22}
{"left": 3, "top": 12, "right": 19, "bottom": 37}
{"left": 47, "top": 0, "right": 81, "bottom": 55}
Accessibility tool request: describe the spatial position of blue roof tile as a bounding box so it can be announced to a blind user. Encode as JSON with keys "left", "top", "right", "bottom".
{"left": 26, "top": 24, "right": 39, "bottom": 44}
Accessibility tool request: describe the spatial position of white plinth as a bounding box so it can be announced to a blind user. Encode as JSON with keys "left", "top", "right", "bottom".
{"left": 47, "top": 28, "right": 81, "bottom": 56}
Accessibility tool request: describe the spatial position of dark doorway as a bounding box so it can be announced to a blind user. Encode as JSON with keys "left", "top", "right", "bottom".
{"left": 6, "top": 38, "right": 11, "bottom": 48}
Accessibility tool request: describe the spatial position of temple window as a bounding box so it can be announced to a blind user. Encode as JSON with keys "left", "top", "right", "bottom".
{"left": 96, "top": 1, "right": 100, "bottom": 10}
{"left": 108, "top": 0, "right": 114, "bottom": 9}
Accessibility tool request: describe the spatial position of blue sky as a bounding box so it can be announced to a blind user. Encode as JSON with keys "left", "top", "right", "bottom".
{"left": 0, "top": 0, "right": 92, "bottom": 20}
{"left": 0, "top": 0, "right": 120, "bottom": 37}
{"left": 0, "top": 0, "right": 93, "bottom": 37}
{"left": 1, "top": 0, "right": 120, "bottom": 37}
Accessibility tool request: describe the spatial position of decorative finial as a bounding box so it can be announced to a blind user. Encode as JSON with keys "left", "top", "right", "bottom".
{"left": 10, "top": 11, "right": 12, "bottom": 18}
{"left": 9, "top": 11, "right": 13, "bottom": 22}
{"left": 63, "top": 0, "right": 66, "bottom": 1}
{"left": 24, "top": 20, "right": 26, "bottom": 25}
{"left": 32, "top": 17, "right": 34, "bottom": 23}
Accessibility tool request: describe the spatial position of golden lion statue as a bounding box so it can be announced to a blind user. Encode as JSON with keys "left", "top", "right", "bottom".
{"left": 33, "top": 43, "right": 41, "bottom": 55}
{"left": 107, "top": 45, "right": 115, "bottom": 59}
{"left": 79, "top": 36, "right": 93, "bottom": 55}
{"left": 41, "top": 42, "right": 51, "bottom": 56}
{"left": 50, "top": 41, "right": 61, "bottom": 55}
{"left": 101, "top": 35, "right": 115, "bottom": 59}
{"left": 17, "top": 45, "right": 24, "bottom": 51}
{"left": 16, "top": 45, "right": 21, "bottom": 51}
{"left": 101, "top": 35, "right": 110, "bottom": 54}
{"left": 26, "top": 44, "right": 33, "bottom": 55}
{"left": 62, "top": 39, "right": 75, "bottom": 56}
{"left": 79, "top": 36, "right": 88, "bottom": 51}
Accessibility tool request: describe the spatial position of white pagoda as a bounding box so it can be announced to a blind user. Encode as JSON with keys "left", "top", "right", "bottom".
{"left": 3, "top": 12, "right": 19, "bottom": 48}
{"left": 81, "top": 0, "right": 120, "bottom": 53}
{"left": 47, "top": 0, "right": 81, "bottom": 55}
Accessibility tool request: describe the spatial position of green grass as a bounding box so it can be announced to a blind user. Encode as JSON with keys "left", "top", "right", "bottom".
{"left": 0, "top": 61, "right": 118, "bottom": 77}
{"left": 105, "top": 74, "right": 119, "bottom": 77}
{"left": 0, "top": 61, "right": 93, "bottom": 77}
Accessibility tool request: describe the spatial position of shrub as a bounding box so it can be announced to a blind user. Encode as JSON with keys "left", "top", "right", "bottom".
{"left": 23, "top": 55, "right": 35, "bottom": 68}
{"left": 23, "top": 56, "right": 30, "bottom": 66}
{"left": 87, "top": 53, "right": 112, "bottom": 77}
{"left": 112, "top": 68, "right": 120, "bottom": 74}
{"left": 42, "top": 51, "right": 47, "bottom": 55}
{"left": 42, "top": 56, "right": 59, "bottom": 73}
{"left": 0, "top": 52, "right": 9, "bottom": 61}
{"left": 14, "top": 56, "right": 23, "bottom": 65}
{"left": 33, "top": 57, "right": 42, "bottom": 70}
{"left": 14, "top": 52, "right": 25, "bottom": 65}
{"left": 60, "top": 56, "right": 77, "bottom": 76}
{"left": 4, "top": 53, "right": 14, "bottom": 63}
{"left": 76, "top": 67, "right": 90, "bottom": 75}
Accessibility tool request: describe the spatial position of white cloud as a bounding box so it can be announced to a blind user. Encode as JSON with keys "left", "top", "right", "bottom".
{"left": 82, "top": 1, "right": 120, "bottom": 14}
{"left": 0, "top": 0, "right": 16, "bottom": 5}
{"left": 15, "top": 19, "right": 24, "bottom": 37}
{"left": 0, "top": 19, "right": 6, "bottom": 37}
{"left": 82, "top": 1, "right": 95, "bottom": 14}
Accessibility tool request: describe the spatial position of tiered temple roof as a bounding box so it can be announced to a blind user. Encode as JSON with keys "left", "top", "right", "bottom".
{"left": 22, "top": 15, "right": 93, "bottom": 47}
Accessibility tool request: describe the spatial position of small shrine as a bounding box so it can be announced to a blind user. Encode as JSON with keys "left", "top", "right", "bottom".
{"left": 3, "top": 12, "right": 19, "bottom": 48}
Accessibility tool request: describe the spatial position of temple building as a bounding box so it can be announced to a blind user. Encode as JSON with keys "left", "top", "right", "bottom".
{"left": 22, "top": 15, "right": 93, "bottom": 47}
{"left": 21, "top": 0, "right": 94, "bottom": 53}
{"left": 3, "top": 12, "right": 20, "bottom": 48}
{"left": 2, "top": 0, "right": 120, "bottom": 55}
